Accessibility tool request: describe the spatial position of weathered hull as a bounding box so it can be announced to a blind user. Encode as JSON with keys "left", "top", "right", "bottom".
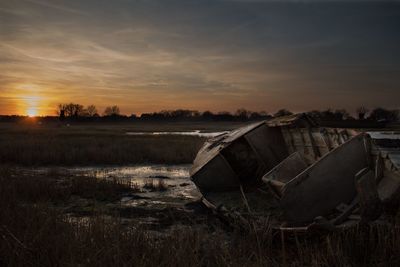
{"left": 190, "top": 114, "right": 400, "bottom": 229}
{"left": 280, "top": 133, "right": 369, "bottom": 224}
{"left": 191, "top": 114, "right": 356, "bottom": 194}
{"left": 190, "top": 121, "right": 288, "bottom": 192}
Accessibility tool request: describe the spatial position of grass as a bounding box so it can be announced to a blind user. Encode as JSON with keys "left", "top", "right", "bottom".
{"left": 1, "top": 165, "right": 400, "bottom": 266}
{"left": 0, "top": 166, "right": 135, "bottom": 203}
{"left": 143, "top": 179, "right": 168, "bottom": 191}
{"left": 2, "top": 121, "right": 400, "bottom": 266}
{"left": 0, "top": 122, "right": 208, "bottom": 166}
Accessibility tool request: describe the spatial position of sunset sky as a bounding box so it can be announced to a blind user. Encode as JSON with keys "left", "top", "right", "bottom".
{"left": 1, "top": 0, "right": 399, "bottom": 116}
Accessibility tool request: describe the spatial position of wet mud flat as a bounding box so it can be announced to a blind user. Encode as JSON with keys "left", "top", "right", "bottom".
{"left": 16, "top": 165, "right": 225, "bottom": 233}
{"left": 3, "top": 151, "right": 400, "bottom": 264}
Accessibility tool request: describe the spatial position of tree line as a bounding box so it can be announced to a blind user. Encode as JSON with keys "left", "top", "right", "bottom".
{"left": 57, "top": 103, "right": 121, "bottom": 119}
{"left": 0, "top": 104, "right": 398, "bottom": 124}
{"left": 53, "top": 103, "right": 400, "bottom": 123}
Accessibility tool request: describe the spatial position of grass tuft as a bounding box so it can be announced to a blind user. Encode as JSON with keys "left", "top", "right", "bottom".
{"left": 1, "top": 165, "right": 400, "bottom": 266}
{"left": 143, "top": 179, "right": 168, "bottom": 192}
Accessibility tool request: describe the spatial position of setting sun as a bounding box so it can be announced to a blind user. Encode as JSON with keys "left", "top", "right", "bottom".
{"left": 27, "top": 108, "right": 37, "bottom": 117}
{"left": 22, "top": 95, "right": 42, "bottom": 117}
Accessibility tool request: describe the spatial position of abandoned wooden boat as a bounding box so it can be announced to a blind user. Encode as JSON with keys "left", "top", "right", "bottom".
{"left": 189, "top": 114, "right": 400, "bottom": 229}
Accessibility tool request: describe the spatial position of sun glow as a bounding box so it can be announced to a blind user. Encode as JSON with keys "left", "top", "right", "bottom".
{"left": 11, "top": 83, "right": 62, "bottom": 116}
{"left": 27, "top": 108, "right": 38, "bottom": 117}
{"left": 23, "top": 95, "right": 42, "bottom": 117}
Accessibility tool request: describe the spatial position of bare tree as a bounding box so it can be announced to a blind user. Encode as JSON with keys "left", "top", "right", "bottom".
{"left": 274, "top": 109, "right": 293, "bottom": 117}
{"left": 334, "top": 109, "right": 351, "bottom": 120}
{"left": 356, "top": 106, "right": 369, "bottom": 120}
{"left": 86, "top": 105, "right": 98, "bottom": 117}
{"left": 104, "top": 106, "right": 121, "bottom": 116}
{"left": 368, "top": 108, "right": 399, "bottom": 122}
{"left": 73, "top": 104, "right": 84, "bottom": 117}
{"left": 64, "top": 103, "right": 74, "bottom": 117}
{"left": 235, "top": 108, "right": 252, "bottom": 120}
{"left": 57, "top": 103, "right": 84, "bottom": 118}
{"left": 57, "top": 104, "right": 67, "bottom": 120}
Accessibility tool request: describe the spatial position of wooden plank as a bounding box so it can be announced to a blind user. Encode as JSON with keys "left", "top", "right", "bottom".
{"left": 311, "top": 131, "right": 331, "bottom": 157}
{"left": 363, "top": 135, "right": 372, "bottom": 167}
{"left": 307, "top": 127, "right": 321, "bottom": 159}
{"left": 334, "top": 129, "right": 343, "bottom": 145}
{"left": 281, "top": 134, "right": 369, "bottom": 224}
{"left": 244, "top": 135, "right": 268, "bottom": 171}
{"left": 331, "top": 198, "right": 358, "bottom": 225}
{"left": 281, "top": 128, "right": 296, "bottom": 154}
{"left": 388, "top": 152, "right": 400, "bottom": 169}
{"left": 262, "top": 152, "right": 308, "bottom": 198}
{"left": 339, "top": 129, "right": 350, "bottom": 142}
{"left": 378, "top": 170, "right": 400, "bottom": 203}
{"left": 375, "top": 154, "right": 384, "bottom": 182}
{"left": 355, "top": 168, "right": 382, "bottom": 222}
{"left": 245, "top": 125, "right": 288, "bottom": 169}
{"left": 191, "top": 154, "right": 240, "bottom": 192}
{"left": 263, "top": 152, "right": 308, "bottom": 184}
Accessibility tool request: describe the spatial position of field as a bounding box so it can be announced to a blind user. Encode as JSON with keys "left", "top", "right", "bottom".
{"left": 1, "top": 121, "right": 400, "bottom": 266}
{"left": 2, "top": 166, "right": 400, "bottom": 266}
{"left": 0, "top": 121, "right": 246, "bottom": 166}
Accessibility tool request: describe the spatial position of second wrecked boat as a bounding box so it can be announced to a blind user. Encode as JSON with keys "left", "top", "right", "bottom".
{"left": 190, "top": 114, "right": 400, "bottom": 230}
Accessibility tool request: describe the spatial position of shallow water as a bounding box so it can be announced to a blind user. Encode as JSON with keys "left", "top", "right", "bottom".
{"left": 367, "top": 131, "right": 400, "bottom": 140}
{"left": 125, "top": 130, "right": 228, "bottom": 138}
{"left": 28, "top": 164, "right": 202, "bottom": 209}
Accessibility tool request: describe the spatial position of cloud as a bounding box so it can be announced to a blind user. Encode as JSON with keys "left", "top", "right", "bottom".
{"left": 22, "top": 0, "right": 87, "bottom": 15}
{"left": 0, "top": 0, "right": 399, "bottom": 115}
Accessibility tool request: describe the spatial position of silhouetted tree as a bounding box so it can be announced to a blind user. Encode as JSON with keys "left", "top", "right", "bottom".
{"left": 235, "top": 108, "right": 251, "bottom": 120}
{"left": 104, "top": 106, "right": 121, "bottom": 116}
{"left": 86, "top": 105, "right": 98, "bottom": 117}
{"left": 249, "top": 112, "right": 261, "bottom": 120}
{"left": 73, "top": 104, "right": 84, "bottom": 118}
{"left": 368, "top": 108, "right": 399, "bottom": 122}
{"left": 274, "top": 109, "right": 293, "bottom": 117}
{"left": 138, "top": 109, "right": 272, "bottom": 121}
{"left": 307, "top": 109, "right": 352, "bottom": 121}
{"left": 356, "top": 106, "right": 369, "bottom": 120}
{"left": 216, "top": 111, "right": 234, "bottom": 121}
{"left": 259, "top": 111, "right": 270, "bottom": 117}
{"left": 170, "top": 109, "right": 199, "bottom": 119}
{"left": 320, "top": 109, "right": 335, "bottom": 120}
{"left": 333, "top": 109, "right": 351, "bottom": 120}
{"left": 202, "top": 111, "right": 214, "bottom": 120}
{"left": 57, "top": 104, "right": 67, "bottom": 120}
{"left": 57, "top": 103, "right": 84, "bottom": 118}
{"left": 307, "top": 110, "right": 323, "bottom": 120}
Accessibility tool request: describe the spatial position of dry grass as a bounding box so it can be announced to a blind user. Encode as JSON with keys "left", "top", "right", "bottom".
{"left": 1, "top": 165, "right": 400, "bottom": 266}
{"left": 143, "top": 179, "right": 168, "bottom": 191}
{"left": 0, "top": 123, "right": 205, "bottom": 166}
{"left": 2, "top": 122, "right": 400, "bottom": 266}
{"left": 0, "top": 166, "right": 134, "bottom": 204}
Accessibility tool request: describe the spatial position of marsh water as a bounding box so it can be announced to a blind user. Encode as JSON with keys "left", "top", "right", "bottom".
{"left": 25, "top": 165, "right": 202, "bottom": 209}
{"left": 126, "top": 130, "right": 228, "bottom": 138}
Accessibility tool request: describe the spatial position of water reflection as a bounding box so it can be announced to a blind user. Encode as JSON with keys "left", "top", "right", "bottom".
{"left": 28, "top": 165, "right": 201, "bottom": 209}
{"left": 126, "top": 130, "right": 228, "bottom": 138}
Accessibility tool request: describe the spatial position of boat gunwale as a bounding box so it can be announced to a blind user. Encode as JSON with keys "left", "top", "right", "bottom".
{"left": 189, "top": 121, "right": 267, "bottom": 177}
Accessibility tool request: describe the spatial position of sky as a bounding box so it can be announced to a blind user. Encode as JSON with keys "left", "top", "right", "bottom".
{"left": 0, "top": 0, "right": 399, "bottom": 116}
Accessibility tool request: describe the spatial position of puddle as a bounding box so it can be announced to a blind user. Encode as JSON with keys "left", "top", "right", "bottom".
{"left": 27, "top": 165, "right": 202, "bottom": 209}
{"left": 126, "top": 130, "right": 228, "bottom": 138}
{"left": 367, "top": 131, "right": 400, "bottom": 140}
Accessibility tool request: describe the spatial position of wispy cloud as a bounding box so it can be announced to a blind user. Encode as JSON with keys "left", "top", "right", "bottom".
{"left": 23, "top": 0, "right": 87, "bottom": 15}
{"left": 0, "top": 0, "right": 399, "bottom": 115}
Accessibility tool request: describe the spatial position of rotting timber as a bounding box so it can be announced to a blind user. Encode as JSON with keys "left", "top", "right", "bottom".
{"left": 189, "top": 114, "right": 400, "bottom": 231}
